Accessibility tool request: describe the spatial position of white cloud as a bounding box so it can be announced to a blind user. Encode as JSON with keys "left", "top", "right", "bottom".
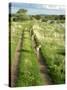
{"left": 42, "top": 4, "right": 65, "bottom": 10}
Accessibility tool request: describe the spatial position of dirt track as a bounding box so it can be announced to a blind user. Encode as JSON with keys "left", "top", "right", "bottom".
{"left": 11, "top": 35, "right": 22, "bottom": 87}
{"left": 11, "top": 29, "right": 52, "bottom": 87}
{"left": 32, "top": 34, "right": 52, "bottom": 85}
{"left": 36, "top": 48, "right": 52, "bottom": 85}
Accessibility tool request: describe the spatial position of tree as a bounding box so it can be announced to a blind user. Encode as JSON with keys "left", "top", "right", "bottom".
{"left": 13, "top": 9, "right": 30, "bottom": 21}
{"left": 17, "top": 9, "right": 27, "bottom": 15}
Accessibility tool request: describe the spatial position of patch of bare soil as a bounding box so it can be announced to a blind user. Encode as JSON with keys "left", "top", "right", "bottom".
{"left": 11, "top": 35, "right": 22, "bottom": 87}
{"left": 36, "top": 48, "right": 52, "bottom": 85}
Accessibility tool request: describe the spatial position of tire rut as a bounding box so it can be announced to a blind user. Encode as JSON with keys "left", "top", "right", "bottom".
{"left": 11, "top": 34, "right": 23, "bottom": 87}
{"left": 36, "top": 48, "right": 52, "bottom": 85}
{"left": 31, "top": 34, "right": 52, "bottom": 85}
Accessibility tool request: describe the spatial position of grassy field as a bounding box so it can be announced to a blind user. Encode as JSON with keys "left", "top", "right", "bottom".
{"left": 33, "top": 20, "right": 65, "bottom": 84}
{"left": 10, "top": 21, "right": 45, "bottom": 86}
{"left": 10, "top": 18, "right": 65, "bottom": 86}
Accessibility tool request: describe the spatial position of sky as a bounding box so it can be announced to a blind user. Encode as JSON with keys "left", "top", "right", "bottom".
{"left": 9, "top": 3, "right": 65, "bottom": 15}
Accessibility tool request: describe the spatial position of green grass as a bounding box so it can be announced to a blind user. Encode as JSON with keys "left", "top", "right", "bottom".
{"left": 10, "top": 20, "right": 65, "bottom": 86}
{"left": 16, "top": 23, "right": 44, "bottom": 86}
{"left": 10, "top": 22, "right": 24, "bottom": 64}
{"left": 33, "top": 20, "right": 65, "bottom": 84}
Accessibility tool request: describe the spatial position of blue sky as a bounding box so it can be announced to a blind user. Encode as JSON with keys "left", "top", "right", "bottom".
{"left": 10, "top": 3, "right": 65, "bottom": 15}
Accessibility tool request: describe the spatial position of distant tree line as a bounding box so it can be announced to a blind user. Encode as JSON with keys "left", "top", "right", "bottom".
{"left": 32, "top": 15, "right": 65, "bottom": 23}
{"left": 9, "top": 9, "right": 65, "bottom": 23}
